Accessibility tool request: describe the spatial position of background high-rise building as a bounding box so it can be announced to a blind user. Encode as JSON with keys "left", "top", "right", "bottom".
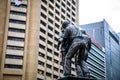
{"left": 0, "top": 0, "right": 105, "bottom": 80}
{"left": 81, "top": 19, "right": 120, "bottom": 80}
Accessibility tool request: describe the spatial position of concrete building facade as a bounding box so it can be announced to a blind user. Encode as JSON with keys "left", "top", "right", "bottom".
{"left": 0, "top": 0, "right": 79, "bottom": 80}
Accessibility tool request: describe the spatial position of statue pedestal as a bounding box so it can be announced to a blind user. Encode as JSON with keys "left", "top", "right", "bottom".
{"left": 58, "top": 76, "right": 94, "bottom": 80}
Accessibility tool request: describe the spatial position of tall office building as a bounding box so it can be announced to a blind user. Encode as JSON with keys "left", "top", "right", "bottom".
{"left": 0, "top": 0, "right": 79, "bottom": 80}
{"left": 81, "top": 19, "right": 120, "bottom": 80}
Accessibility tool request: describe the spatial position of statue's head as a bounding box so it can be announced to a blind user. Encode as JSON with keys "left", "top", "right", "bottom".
{"left": 62, "top": 20, "right": 70, "bottom": 29}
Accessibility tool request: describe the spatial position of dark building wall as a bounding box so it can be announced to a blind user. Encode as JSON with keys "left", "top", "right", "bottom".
{"left": 80, "top": 21, "right": 105, "bottom": 47}
{"left": 80, "top": 19, "right": 120, "bottom": 80}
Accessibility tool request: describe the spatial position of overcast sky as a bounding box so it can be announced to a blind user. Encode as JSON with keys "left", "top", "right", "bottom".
{"left": 79, "top": 0, "right": 120, "bottom": 33}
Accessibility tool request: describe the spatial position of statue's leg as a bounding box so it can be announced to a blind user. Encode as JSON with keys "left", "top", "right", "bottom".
{"left": 63, "top": 42, "right": 79, "bottom": 76}
{"left": 80, "top": 60, "right": 90, "bottom": 78}
{"left": 61, "top": 51, "right": 66, "bottom": 69}
{"left": 77, "top": 43, "right": 90, "bottom": 78}
{"left": 75, "top": 51, "right": 83, "bottom": 77}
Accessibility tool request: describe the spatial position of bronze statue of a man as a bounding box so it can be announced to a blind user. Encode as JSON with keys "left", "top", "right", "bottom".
{"left": 57, "top": 20, "right": 72, "bottom": 69}
{"left": 61, "top": 20, "right": 91, "bottom": 77}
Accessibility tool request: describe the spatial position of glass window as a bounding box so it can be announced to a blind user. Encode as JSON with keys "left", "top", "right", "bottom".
{"left": 47, "top": 40, "right": 52, "bottom": 45}
{"left": 48, "top": 32, "right": 53, "bottom": 38}
{"left": 55, "top": 9, "right": 60, "bottom": 15}
{"left": 41, "top": 0, "right": 47, "bottom": 4}
{"left": 10, "top": 10, "right": 26, "bottom": 16}
{"left": 41, "top": 5, "right": 47, "bottom": 12}
{"left": 39, "top": 44, "right": 45, "bottom": 49}
{"left": 48, "top": 25, "right": 53, "bottom": 31}
{"left": 8, "top": 28, "right": 25, "bottom": 33}
{"left": 40, "top": 28, "right": 46, "bottom": 34}
{"left": 9, "top": 19, "right": 26, "bottom": 24}
{"left": 49, "top": 4, "right": 54, "bottom": 10}
{"left": 40, "top": 20, "right": 46, "bottom": 26}
{"left": 4, "top": 64, "right": 22, "bottom": 69}
{"left": 7, "top": 45, "right": 24, "bottom": 50}
{"left": 48, "top": 18, "right": 53, "bottom": 24}
{"left": 8, "top": 36, "right": 24, "bottom": 41}
{"left": 6, "top": 54, "right": 23, "bottom": 59}
{"left": 47, "top": 48, "right": 52, "bottom": 53}
{"left": 49, "top": 11, "right": 53, "bottom": 17}
{"left": 40, "top": 36, "right": 45, "bottom": 41}
{"left": 41, "top": 12, "right": 47, "bottom": 19}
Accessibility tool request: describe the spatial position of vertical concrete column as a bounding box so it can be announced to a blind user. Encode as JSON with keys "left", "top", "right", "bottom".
{"left": 0, "top": 0, "right": 10, "bottom": 79}
{"left": 24, "top": 0, "right": 40, "bottom": 80}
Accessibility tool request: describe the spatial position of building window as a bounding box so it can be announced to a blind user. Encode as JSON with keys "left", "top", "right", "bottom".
{"left": 54, "top": 75, "right": 58, "bottom": 79}
{"left": 48, "top": 25, "right": 53, "bottom": 31}
{"left": 54, "top": 51, "right": 58, "bottom": 56}
{"left": 39, "top": 52, "right": 45, "bottom": 57}
{"left": 72, "top": 17, "right": 75, "bottom": 22}
{"left": 54, "top": 59, "right": 58, "bottom": 64}
{"left": 55, "top": 30, "right": 59, "bottom": 35}
{"left": 54, "top": 67, "right": 58, "bottom": 71}
{"left": 61, "top": 15, "right": 65, "bottom": 19}
{"left": 40, "top": 28, "right": 46, "bottom": 34}
{"left": 54, "top": 37, "right": 58, "bottom": 42}
{"left": 8, "top": 28, "right": 25, "bottom": 33}
{"left": 38, "top": 61, "right": 44, "bottom": 66}
{"left": 55, "top": 3, "right": 60, "bottom": 9}
{"left": 55, "top": 23, "right": 60, "bottom": 29}
{"left": 40, "top": 20, "right": 46, "bottom": 26}
{"left": 61, "top": 8, "right": 65, "bottom": 13}
{"left": 41, "top": 5, "right": 47, "bottom": 12}
{"left": 49, "top": 11, "right": 53, "bottom": 17}
{"left": 4, "top": 64, "right": 22, "bottom": 69}
{"left": 67, "top": 7, "right": 70, "bottom": 12}
{"left": 48, "top": 32, "right": 53, "bottom": 38}
{"left": 46, "top": 72, "right": 51, "bottom": 77}
{"left": 72, "top": 6, "right": 75, "bottom": 11}
{"left": 7, "top": 45, "right": 24, "bottom": 50}
{"left": 72, "top": 0, "right": 76, "bottom": 5}
{"left": 6, "top": 54, "right": 23, "bottom": 59}
{"left": 8, "top": 36, "right": 24, "bottom": 42}
{"left": 41, "top": 0, "right": 47, "bottom": 4}
{"left": 55, "top": 16, "right": 60, "bottom": 22}
{"left": 50, "top": 0, "right": 54, "bottom": 3}
{"left": 67, "top": 1, "right": 70, "bottom": 6}
{"left": 47, "top": 40, "right": 52, "bottom": 46}
{"left": 10, "top": 10, "right": 26, "bottom": 16}
{"left": 48, "top": 18, "right": 53, "bottom": 24}
{"left": 9, "top": 19, "right": 26, "bottom": 24}
{"left": 47, "top": 48, "right": 52, "bottom": 53}
{"left": 39, "top": 44, "right": 45, "bottom": 49}
{"left": 54, "top": 44, "right": 57, "bottom": 49}
{"left": 41, "top": 12, "right": 47, "bottom": 19}
{"left": 40, "top": 36, "right": 45, "bottom": 42}
{"left": 47, "top": 56, "right": 52, "bottom": 61}
{"left": 49, "top": 4, "right": 54, "bottom": 10}
{"left": 38, "top": 69, "right": 44, "bottom": 75}
{"left": 62, "top": 2, "right": 65, "bottom": 7}
{"left": 67, "top": 13, "right": 70, "bottom": 18}
{"left": 72, "top": 11, "right": 75, "bottom": 16}
{"left": 55, "top": 9, "right": 60, "bottom": 15}
{"left": 47, "top": 64, "right": 52, "bottom": 69}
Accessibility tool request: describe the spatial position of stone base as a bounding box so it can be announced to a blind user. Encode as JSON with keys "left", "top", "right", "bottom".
{"left": 58, "top": 76, "right": 94, "bottom": 80}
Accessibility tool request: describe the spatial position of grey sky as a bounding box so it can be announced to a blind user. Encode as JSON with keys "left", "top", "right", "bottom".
{"left": 79, "top": 0, "right": 120, "bottom": 33}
